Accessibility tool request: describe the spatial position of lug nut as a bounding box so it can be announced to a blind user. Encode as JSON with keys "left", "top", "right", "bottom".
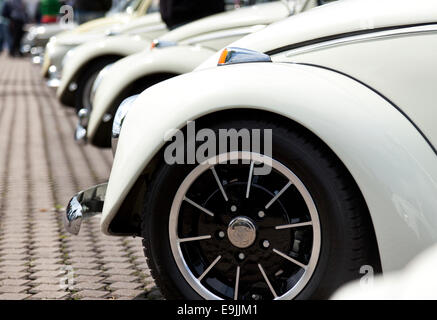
{"left": 262, "top": 240, "right": 270, "bottom": 248}
{"left": 218, "top": 231, "right": 225, "bottom": 239}
{"left": 258, "top": 211, "right": 265, "bottom": 218}
{"left": 231, "top": 205, "right": 237, "bottom": 212}
{"left": 238, "top": 253, "right": 245, "bottom": 260}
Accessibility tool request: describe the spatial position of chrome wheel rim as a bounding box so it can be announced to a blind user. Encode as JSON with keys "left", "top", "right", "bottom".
{"left": 169, "top": 152, "right": 321, "bottom": 300}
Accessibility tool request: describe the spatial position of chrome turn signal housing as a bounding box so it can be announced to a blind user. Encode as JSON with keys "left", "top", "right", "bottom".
{"left": 218, "top": 47, "right": 272, "bottom": 66}
{"left": 112, "top": 94, "right": 140, "bottom": 156}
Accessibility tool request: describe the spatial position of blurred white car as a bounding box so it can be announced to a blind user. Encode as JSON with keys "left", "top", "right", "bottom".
{"left": 81, "top": 0, "right": 317, "bottom": 147}
{"left": 22, "top": 0, "right": 147, "bottom": 61}
{"left": 41, "top": 0, "right": 164, "bottom": 86}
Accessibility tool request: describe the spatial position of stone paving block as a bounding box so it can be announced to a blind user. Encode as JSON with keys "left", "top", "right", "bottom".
{"left": 30, "top": 277, "right": 61, "bottom": 285}
{"left": 30, "top": 270, "right": 61, "bottom": 278}
{"left": 31, "top": 264, "right": 64, "bottom": 271}
{"left": 103, "top": 268, "right": 136, "bottom": 276}
{"left": 69, "top": 262, "right": 100, "bottom": 270}
{"left": 0, "top": 248, "right": 27, "bottom": 255}
{"left": 0, "top": 279, "right": 31, "bottom": 286}
{"left": 0, "top": 293, "right": 31, "bottom": 300}
{"left": 0, "top": 265, "right": 28, "bottom": 273}
{"left": 103, "top": 275, "right": 139, "bottom": 283}
{"left": 71, "top": 282, "right": 105, "bottom": 291}
{"left": 29, "top": 291, "right": 69, "bottom": 300}
{"left": 0, "top": 260, "right": 27, "bottom": 266}
{"left": 72, "top": 290, "right": 108, "bottom": 299}
{"left": 31, "top": 258, "right": 62, "bottom": 265}
{"left": 109, "top": 289, "right": 144, "bottom": 299}
{"left": 74, "top": 269, "right": 102, "bottom": 276}
{"left": 74, "top": 275, "right": 106, "bottom": 283}
{"left": 68, "top": 257, "right": 98, "bottom": 264}
{"left": 109, "top": 281, "right": 142, "bottom": 290}
{"left": 0, "top": 285, "right": 29, "bottom": 293}
{"left": 29, "top": 284, "right": 65, "bottom": 293}
{"left": 0, "top": 272, "right": 28, "bottom": 280}
{"left": 102, "top": 262, "right": 133, "bottom": 270}
{"left": 100, "top": 256, "right": 129, "bottom": 263}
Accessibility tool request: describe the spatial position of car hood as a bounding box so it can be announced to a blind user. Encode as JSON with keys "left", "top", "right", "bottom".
{"left": 71, "top": 13, "right": 133, "bottom": 34}
{"left": 197, "top": 0, "right": 437, "bottom": 69}
{"left": 52, "top": 12, "right": 162, "bottom": 46}
{"left": 159, "top": 1, "right": 292, "bottom": 43}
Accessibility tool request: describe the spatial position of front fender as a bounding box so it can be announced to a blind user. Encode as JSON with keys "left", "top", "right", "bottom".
{"left": 56, "top": 34, "right": 152, "bottom": 101}
{"left": 102, "top": 63, "right": 437, "bottom": 272}
{"left": 88, "top": 45, "right": 217, "bottom": 143}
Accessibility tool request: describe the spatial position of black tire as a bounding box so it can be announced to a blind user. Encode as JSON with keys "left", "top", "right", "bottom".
{"left": 74, "top": 57, "right": 120, "bottom": 113}
{"left": 141, "top": 117, "right": 379, "bottom": 300}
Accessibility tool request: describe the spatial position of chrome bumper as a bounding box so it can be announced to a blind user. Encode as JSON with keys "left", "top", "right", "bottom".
{"left": 46, "top": 77, "right": 60, "bottom": 88}
{"left": 64, "top": 183, "right": 107, "bottom": 235}
{"left": 75, "top": 108, "right": 90, "bottom": 144}
{"left": 46, "top": 65, "right": 61, "bottom": 88}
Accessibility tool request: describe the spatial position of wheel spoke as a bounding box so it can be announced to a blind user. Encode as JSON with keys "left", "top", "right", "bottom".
{"left": 211, "top": 167, "right": 228, "bottom": 202}
{"left": 234, "top": 266, "right": 240, "bottom": 300}
{"left": 273, "top": 248, "right": 307, "bottom": 270}
{"left": 198, "top": 255, "right": 222, "bottom": 281}
{"left": 178, "top": 235, "right": 212, "bottom": 243}
{"left": 184, "top": 196, "right": 215, "bottom": 217}
{"left": 275, "top": 221, "right": 313, "bottom": 230}
{"left": 265, "top": 181, "right": 293, "bottom": 209}
{"left": 258, "top": 263, "right": 278, "bottom": 298}
{"left": 246, "top": 161, "right": 255, "bottom": 199}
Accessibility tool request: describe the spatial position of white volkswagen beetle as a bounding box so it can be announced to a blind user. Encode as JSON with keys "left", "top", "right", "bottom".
{"left": 23, "top": 0, "right": 146, "bottom": 62}
{"left": 80, "top": 0, "right": 318, "bottom": 147}
{"left": 64, "top": 0, "right": 437, "bottom": 300}
{"left": 42, "top": 0, "right": 164, "bottom": 88}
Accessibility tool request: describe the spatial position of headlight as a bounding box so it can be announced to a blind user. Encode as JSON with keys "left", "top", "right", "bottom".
{"left": 218, "top": 47, "right": 271, "bottom": 66}
{"left": 90, "top": 63, "right": 113, "bottom": 105}
{"left": 111, "top": 95, "right": 139, "bottom": 156}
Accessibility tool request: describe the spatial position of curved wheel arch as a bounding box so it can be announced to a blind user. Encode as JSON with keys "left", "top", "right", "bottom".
{"left": 59, "top": 54, "right": 125, "bottom": 107}
{"left": 90, "top": 72, "right": 180, "bottom": 148}
{"left": 108, "top": 108, "right": 382, "bottom": 278}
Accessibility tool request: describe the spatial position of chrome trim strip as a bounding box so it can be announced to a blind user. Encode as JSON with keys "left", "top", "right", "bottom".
{"left": 183, "top": 25, "right": 266, "bottom": 46}
{"left": 64, "top": 183, "right": 107, "bottom": 235}
{"left": 126, "top": 23, "right": 167, "bottom": 36}
{"left": 285, "top": 24, "right": 437, "bottom": 57}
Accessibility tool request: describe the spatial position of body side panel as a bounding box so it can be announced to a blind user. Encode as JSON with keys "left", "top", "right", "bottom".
{"left": 56, "top": 35, "right": 152, "bottom": 99}
{"left": 272, "top": 29, "right": 437, "bottom": 149}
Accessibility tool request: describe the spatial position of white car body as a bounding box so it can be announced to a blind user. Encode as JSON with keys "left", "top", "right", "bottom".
{"left": 98, "top": 0, "right": 437, "bottom": 276}
{"left": 85, "top": 0, "right": 313, "bottom": 147}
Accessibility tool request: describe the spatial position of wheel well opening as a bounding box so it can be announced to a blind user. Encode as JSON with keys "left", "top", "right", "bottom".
{"left": 91, "top": 72, "right": 179, "bottom": 148}
{"left": 109, "top": 108, "right": 382, "bottom": 274}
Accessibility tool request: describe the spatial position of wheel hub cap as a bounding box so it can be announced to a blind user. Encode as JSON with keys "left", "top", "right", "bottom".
{"left": 227, "top": 216, "right": 256, "bottom": 249}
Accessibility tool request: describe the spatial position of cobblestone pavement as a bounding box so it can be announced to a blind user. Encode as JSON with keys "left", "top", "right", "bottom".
{"left": 0, "top": 53, "right": 162, "bottom": 300}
